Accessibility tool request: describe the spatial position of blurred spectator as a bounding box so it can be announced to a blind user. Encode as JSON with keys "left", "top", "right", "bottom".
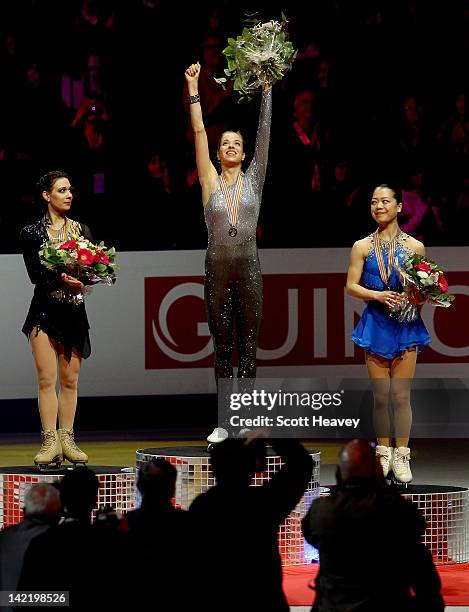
{"left": 17, "top": 467, "right": 108, "bottom": 611}
{"left": 401, "top": 168, "right": 430, "bottom": 241}
{"left": 397, "top": 96, "right": 432, "bottom": 168}
{"left": 123, "top": 458, "right": 194, "bottom": 609}
{"left": 291, "top": 88, "right": 327, "bottom": 191}
{"left": 0, "top": 33, "right": 22, "bottom": 98}
{"left": 401, "top": 167, "right": 444, "bottom": 243}
{"left": 190, "top": 436, "right": 313, "bottom": 612}
{"left": 277, "top": 88, "right": 331, "bottom": 245}
{"left": 438, "top": 92, "right": 468, "bottom": 157}
{"left": 438, "top": 92, "right": 468, "bottom": 186}
{"left": 70, "top": 95, "right": 110, "bottom": 221}
{"left": 302, "top": 439, "right": 444, "bottom": 612}
{"left": 147, "top": 151, "right": 171, "bottom": 194}
{"left": 173, "top": 151, "right": 208, "bottom": 249}
{"left": 71, "top": 96, "right": 109, "bottom": 150}
{"left": 449, "top": 163, "right": 469, "bottom": 244}
{"left": 326, "top": 159, "right": 368, "bottom": 246}
{"left": 0, "top": 484, "right": 61, "bottom": 608}
{"left": 135, "top": 151, "right": 180, "bottom": 249}
{"left": 60, "top": 0, "right": 114, "bottom": 111}
{"left": 184, "top": 35, "right": 233, "bottom": 151}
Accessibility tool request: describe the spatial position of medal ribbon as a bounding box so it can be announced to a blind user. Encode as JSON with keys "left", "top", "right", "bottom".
{"left": 374, "top": 229, "right": 398, "bottom": 288}
{"left": 219, "top": 173, "right": 244, "bottom": 231}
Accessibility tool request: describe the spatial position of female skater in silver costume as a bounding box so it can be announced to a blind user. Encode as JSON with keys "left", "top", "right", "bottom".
{"left": 184, "top": 62, "right": 272, "bottom": 441}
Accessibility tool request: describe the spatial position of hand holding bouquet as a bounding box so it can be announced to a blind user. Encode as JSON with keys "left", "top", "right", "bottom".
{"left": 40, "top": 237, "right": 118, "bottom": 304}
{"left": 391, "top": 253, "right": 454, "bottom": 322}
{"left": 214, "top": 14, "right": 296, "bottom": 102}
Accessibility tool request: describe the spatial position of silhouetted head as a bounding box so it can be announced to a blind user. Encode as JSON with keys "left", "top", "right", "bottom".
{"left": 403, "top": 96, "right": 419, "bottom": 125}
{"left": 201, "top": 35, "right": 223, "bottom": 68}
{"left": 58, "top": 466, "right": 99, "bottom": 522}
{"left": 455, "top": 92, "right": 466, "bottom": 117}
{"left": 334, "top": 159, "right": 351, "bottom": 183}
{"left": 293, "top": 88, "right": 316, "bottom": 123}
{"left": 336, "top": 439, "right": 382, "bottom": 484}
{"left": 210, "top": 438, "right": 266, "bottom": 486}
{"left": 137, "top": 458, "right": 177, "bottom": 505}
{"left": 24, "top": 483, "right": 61, "bottom": 523}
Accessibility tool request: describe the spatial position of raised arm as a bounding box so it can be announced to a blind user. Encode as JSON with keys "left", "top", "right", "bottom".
{"left": 262, "top": 437, "right": 313, "bottom": 524}
{"left": 247, "top": 85, "right": 272, "bottom": 190}
{"left": 185, "top": 62, "right": 218, "bottom": 205}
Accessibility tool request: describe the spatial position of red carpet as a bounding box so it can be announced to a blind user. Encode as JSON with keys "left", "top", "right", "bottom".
{"left": 283, "top": 564, "right": 469, "bottom": 606}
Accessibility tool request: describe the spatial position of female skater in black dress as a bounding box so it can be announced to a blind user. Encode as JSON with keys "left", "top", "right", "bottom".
{"left": 21, "top": 171, "right": 90, "bottom": 467}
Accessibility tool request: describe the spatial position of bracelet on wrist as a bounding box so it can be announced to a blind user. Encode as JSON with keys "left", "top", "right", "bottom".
{"left": 188, "top": 93, "right": 201, "bottom": 104}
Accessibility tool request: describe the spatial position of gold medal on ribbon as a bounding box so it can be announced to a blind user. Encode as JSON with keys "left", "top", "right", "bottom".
{"left": 374, "top": 228, "right": 399, "bottom": 289}
{"left": 219, "top": 172, "right": 244, "bottom": 237}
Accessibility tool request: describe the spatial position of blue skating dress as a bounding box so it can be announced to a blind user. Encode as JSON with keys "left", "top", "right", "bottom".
{"left": 352, "top": 233, "right": 430, "bottom": 359}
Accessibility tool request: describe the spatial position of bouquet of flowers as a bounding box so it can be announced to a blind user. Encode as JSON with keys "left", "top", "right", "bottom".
{"left": 40, "top": 237, "right": 118, "bottom": 304}
{"left": 391, "top": 253, "right": 454, "bottom": 322}
{"left": 214, "top": 14, "right": 296, "bottom": 102}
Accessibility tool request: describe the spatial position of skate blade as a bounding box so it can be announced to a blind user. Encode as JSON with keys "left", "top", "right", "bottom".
{"left": 34, "top": 458, "right": 63, "bottom": 470}
{"left": 389, "top": 474, "right": 411, "bottom": 488}
{"left": 67, "top": 460, "right": 88, "bottom": 467}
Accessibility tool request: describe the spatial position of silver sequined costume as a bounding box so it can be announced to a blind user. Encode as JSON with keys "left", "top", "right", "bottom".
{"left": 204, "top": 88, "right": 272, "bottom": 379}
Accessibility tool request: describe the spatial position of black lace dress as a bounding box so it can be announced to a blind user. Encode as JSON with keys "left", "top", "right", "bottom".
{"left": 20, "top": 218, "right": 92, "bottom": 360}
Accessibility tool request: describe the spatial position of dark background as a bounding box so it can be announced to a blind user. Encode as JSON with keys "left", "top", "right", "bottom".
{"left": 0, "top": 0, "right": 468, "bottom": 253}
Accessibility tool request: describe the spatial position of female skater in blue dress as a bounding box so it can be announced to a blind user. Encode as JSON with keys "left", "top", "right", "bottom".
{"left": 346, "top": 184, "right": 430, "bottom": 483}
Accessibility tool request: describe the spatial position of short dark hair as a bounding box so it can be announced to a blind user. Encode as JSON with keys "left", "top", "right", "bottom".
{"left": 58, "top": 466, "right": 99, "bottom": 515}
{"left": 373, "top": 183, "right": 402, "bottom": 205}
{"left": 137, "top": 458, "right": 177, "bottom": 501}
{"left": 210, "top": 438, "right": 266, "bottom": 484}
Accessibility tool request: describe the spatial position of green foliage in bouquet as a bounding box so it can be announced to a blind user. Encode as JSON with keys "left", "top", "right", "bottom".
{"left": 39, "top": 238, "right": 118, "bottom": 283}
{"left": 400, "top": 253, "right": 454, "bottom": 306}
{"left": 214, "top": 13, "right": 297, "bottom": 102}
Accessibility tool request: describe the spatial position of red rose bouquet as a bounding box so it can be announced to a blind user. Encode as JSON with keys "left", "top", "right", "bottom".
{"left": 40, "top": 237, "right": 118, "bottom": 303}
{"left": 391, "top": 253, "right": 454, "bottom": 322}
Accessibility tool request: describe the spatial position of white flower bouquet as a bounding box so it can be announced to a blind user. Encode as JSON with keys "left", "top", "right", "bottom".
{"left": 215, "top": 14, "right": 297, "bottom": 102}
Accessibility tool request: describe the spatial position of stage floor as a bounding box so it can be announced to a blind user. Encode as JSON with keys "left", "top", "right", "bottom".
{"left": 0, "top": 435, "right": 467, "bottom": 489}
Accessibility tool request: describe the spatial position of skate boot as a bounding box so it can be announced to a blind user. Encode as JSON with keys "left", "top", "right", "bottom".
{"left": 375, "top": 445, "right": 393, "bottom": 478}
{"left": 58, "top": 428, "right": 88, "bottom": 466}
{"left": 391, "top": 446, "right": 412, "bottom": 486}
{"left": 34, "top": 430, "right": 63, "bottom": 469}
{"left": 206, "top": 427, "right": 228, "bottom": 452}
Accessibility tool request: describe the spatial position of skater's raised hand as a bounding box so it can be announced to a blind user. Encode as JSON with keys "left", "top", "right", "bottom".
{"left": 185, "top": 62, "right": 201, "bottom": 88}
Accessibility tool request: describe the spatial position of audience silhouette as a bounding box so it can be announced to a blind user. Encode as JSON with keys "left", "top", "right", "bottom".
{"left": 190, "top": 435, "right": 313, "bottom": 612}
{"left": 302, "top": 439, "right": 444, "bottom": 612}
